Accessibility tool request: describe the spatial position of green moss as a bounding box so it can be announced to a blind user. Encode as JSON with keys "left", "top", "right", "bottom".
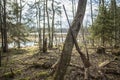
{"left": 2, "top": 69, "right": 22, "bottom": 78}
{"left": 46, "top": 76, "right": 54, "bottom": 80}
{"left": 36, "top": 71, "right": 48, "bottom": 78}
{"left": 2, "top": 72, "right": 14, "bottom": 78}
{"left": 15, "top": 69, "right": 22, "bottom": 74}
{"left": 19, "top": 77, "right": 30, "bottom": 80}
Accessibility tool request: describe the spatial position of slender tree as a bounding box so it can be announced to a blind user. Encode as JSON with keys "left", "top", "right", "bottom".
{"left": 3, "top": 0, "right": 8, "bottom": 52}
{"left": 51, "top": 0, "right": 55, "bottom": 48}
{"left": 72, "top": 0, "right": 75, "bottom": 18}
{"left": 17, "top": 0, "right": 23, "bottom": 48}
{"left": 35, "top": 0, "right": 42, "bottom": 51}
{"left": 38, "top": 0, "right": 42, "bottom": 51}
{"left": 110, "top": 0, "right": 117, "bottom": 46}
{"left": 0, "top": 0, "right": 4, "bottom": 50}
{"left": 43, "top": 0, "right": 47, "bottom": 52}
{"left": 15, "top": 0, "right": 21, "bottom": 48}
{"left": 90, "top": 0, "right": 95, "bottom": 46}
{"left": 0, "top": 0, "right": 2, "bottom": 66}
{"left": 60, "top": 9, "right": 63, "bottom": 43}
{"left": 46, "top": 0, "right": 51, "bottom": 48}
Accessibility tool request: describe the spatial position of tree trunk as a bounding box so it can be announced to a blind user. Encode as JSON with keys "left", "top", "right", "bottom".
{"left": 0, "top": 50, "right": 1, "bottom": 67}
{"left": 17, "top": 40, "right": 21, "bottom": 49}
{"left": 72, "top": 0, "right": 75, "bottom": 18}
{"left": 100, "top": 0, "right": 105, "bottom": 46}
{"left": 20, "top": 0, "right": 22, "bottom": 23}
{"left": 0, "top": 0, "right": 3, "bottom": 66}
{"left": 46, "top": 0, "right": 51, "bottom": 48}
{"left": 90, "top": 0, "right": 94, "bottom": 46}
{"left": 38, "top": 0, "right": 42, "bottom": 51}
{"left": 60, "top": 10, "right": 63, "bottom": 43}
{"left": 0, "top": 0, "right": 1, "bottom": 66}
{"left": 0, "top": 0, "right": 4, "bottom": 50}
{"left": 50, "top": 0, "right": 55, "bottom": 48}
{"left": 3, "top": 0, "right": 8, "bottom": 52}
{"left": 54, "top": 0, "right": 87, "bottom": 80}
{"left": 43, "top": 0, "right": 47, "bottom": 53}
{"left": 15, "top": 0, "right": 21, "bottom": 49}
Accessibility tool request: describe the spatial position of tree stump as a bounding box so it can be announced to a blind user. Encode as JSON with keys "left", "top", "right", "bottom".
{"left": 43, "top": 38, "right": 47, "bottom": 53}
{"left": 96, "top": 46, "right": 105, "bottom": 54}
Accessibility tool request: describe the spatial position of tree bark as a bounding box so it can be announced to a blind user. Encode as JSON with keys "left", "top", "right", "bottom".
{"left": 50, "top": 0, "right": 55, "bottom": 48}
{"left": 43, "top": 0, "right": 47, "bottom": 52}
{"left": 60, "top": 10, "right": 63, "bottom": 43}
{"left": 72, "top": 0, "right": 75, "bottom": 18}
{"left": 38, "top": 0, "right": 42, "bottom": 51}
{"left": 0, "top": 0, "right": 2, "bottom": 66}
{"left": 46, "top": 0, "right": 51, "bottom": 48}
{"left": 90, "top": 0, "right": 95, "bottom": 46}
{"left": 3, "top": 0, "right": 8, "bottom": 52}
{"left": 54, "top": 0, "right": 87, "bottom": 80}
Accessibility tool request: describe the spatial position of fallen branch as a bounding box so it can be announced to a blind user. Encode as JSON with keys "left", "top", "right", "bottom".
{"left": 98, "top": 60, "right": 112, "bottom": 68}
{"left": 69, "top": 63, "right": 84, "bottom": 71}
{"left": 101, "top": 68, "right": 120, "bottom": 75}
{"left": 72, "top": 69, "right": 101, "bottom": 79}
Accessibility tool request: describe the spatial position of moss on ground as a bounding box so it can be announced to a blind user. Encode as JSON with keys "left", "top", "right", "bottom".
{"left": 46, "top": 76, "right": 54, "bottom": 80}
{"left": 36, "top": 71, "right": 49, "bottom": 78}
{"left": 19, "top": 77, "right": 30, "bottom": 80}
{"left": 1, "top": 69, "right": 22, "bottom": 78}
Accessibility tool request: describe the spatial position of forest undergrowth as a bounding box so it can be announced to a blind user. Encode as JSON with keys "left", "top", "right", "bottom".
{"left": 0, "top": 46, "right": 120, "bottom": 80}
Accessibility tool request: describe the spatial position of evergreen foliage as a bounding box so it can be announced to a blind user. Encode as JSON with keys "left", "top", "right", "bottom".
{"left": 91, "top": 0, "right": 120, "bottom": 46}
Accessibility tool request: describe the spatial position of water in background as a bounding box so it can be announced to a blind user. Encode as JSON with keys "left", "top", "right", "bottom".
{"left": 8, "top": 41, "right": 35, "bottom": 48}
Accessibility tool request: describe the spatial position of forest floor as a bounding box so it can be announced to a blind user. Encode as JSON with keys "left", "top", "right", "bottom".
{"left": 0, "top": 46, "right": 120, "bottom": 80}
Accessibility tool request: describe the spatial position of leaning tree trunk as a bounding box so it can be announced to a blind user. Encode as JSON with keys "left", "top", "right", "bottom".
{"left": 54, "top": 0, "right": 87, "bottom": 80}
